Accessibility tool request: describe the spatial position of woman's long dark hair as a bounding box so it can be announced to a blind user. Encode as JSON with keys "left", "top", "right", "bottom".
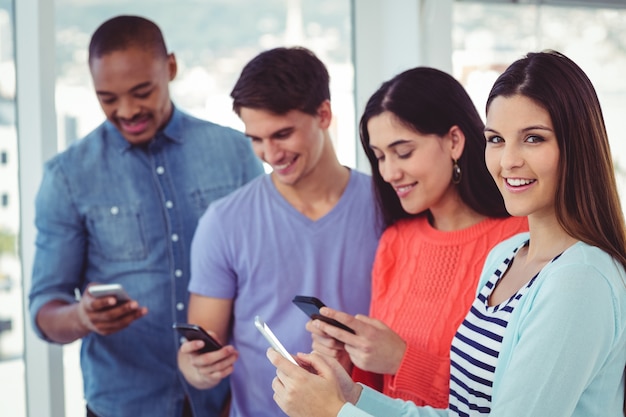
{"left": 360, "top": 67, "right": 509, "bottom": 228}
{"left": 486, "top": 50, "right": 626, "bottom": 269}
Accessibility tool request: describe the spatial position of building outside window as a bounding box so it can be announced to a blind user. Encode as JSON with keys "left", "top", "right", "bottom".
{"left": 453, "top": 1, "right": 626, "bottom": 201}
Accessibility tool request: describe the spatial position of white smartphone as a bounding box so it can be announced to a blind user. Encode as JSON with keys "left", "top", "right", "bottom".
{"left": 87, "top": 283, "right": 131, "bottom": 303}
{"left": 254, "top": 315, "right": 299, "bottom": 366}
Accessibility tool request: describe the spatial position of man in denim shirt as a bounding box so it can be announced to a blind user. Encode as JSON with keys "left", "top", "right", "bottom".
{"left": 28, "top": 15, "right": 263, "bottom": 417}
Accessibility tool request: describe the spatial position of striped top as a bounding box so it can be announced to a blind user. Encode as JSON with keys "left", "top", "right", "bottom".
{"left": 448, "top": 240, "right": 555, "bottom": 416}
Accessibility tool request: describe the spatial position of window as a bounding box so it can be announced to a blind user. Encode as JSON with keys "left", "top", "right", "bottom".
{"left": 0, "top": 0, "right": 24, "bottom": 416}
{"left": 47, "top": 1, "right": 355, "bottom": 416}
{"left": 453, "top": 1, "right": 626, "bottom": 204}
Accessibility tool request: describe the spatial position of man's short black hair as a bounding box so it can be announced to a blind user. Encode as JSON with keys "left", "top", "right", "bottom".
{"left": 88, "top": 15, "right": 168, "bottom": 63}
{"left": 231, "top": 46, "right": 330, "bottom": 116}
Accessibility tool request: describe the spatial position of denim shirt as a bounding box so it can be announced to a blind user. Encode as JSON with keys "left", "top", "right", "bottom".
{"left": 29, "top": 107, "right": 264, "bottom": 417}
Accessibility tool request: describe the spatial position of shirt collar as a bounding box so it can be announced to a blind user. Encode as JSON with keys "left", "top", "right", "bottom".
{"left": 105, "top": 104, "right": 184, "bottom": 154}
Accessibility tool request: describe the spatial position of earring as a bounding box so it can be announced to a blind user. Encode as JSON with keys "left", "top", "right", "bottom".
{"left": 452, "top": 159, "right": 462, "bottom": 185}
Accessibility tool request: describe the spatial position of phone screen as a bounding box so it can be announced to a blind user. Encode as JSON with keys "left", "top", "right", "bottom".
{"left": 292, "top": 295, "right": 355, "bottom": 334}
{"left": 87, "top": 283, "right": 131, "bottom": 303}
{"left": 172, "top": 323, "right": 222, "bottom": 353}
{"left": 254, "top": 316, "right": 299, "bottom": 366}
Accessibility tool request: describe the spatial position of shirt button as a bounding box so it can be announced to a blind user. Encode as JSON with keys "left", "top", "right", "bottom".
{"left": 175, "top": 269, "right": 183, "bottom": 277}
{"left": 171, "top": 234, "right": 179, "bottom": 242}
{"left": 179, "top": 336, "right": 186, "bottom": 344}
{"left": 165, "top": 201, "right": 173, "bottom": 209}
{"left": 156, "top": 166, "right": 165, "bottom": 175}
{"left": 176, "top": 302, "right": 185, "bottom": 311}
{"left": 110, "top": 206, "right": 119, "bottom": 215}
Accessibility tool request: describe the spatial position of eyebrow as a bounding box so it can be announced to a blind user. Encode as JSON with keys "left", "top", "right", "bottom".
{"left": 370, "top": 138, "right": 412, "bottom": 151}
{"left": 95, "top": 81, "right": 153, "bottom": 97}
{"left": 484, "top": 125, "right": 553, "bottom": 134}
{"left": 246, "top": 126, "right": 294, "bottom": 141}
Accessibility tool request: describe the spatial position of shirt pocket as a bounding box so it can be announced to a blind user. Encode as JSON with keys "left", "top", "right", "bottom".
{"left": 86, "top": 204, "right": 148, "bottom": 262}
{"left": 190, "top": 184, "right": 237, "bottom": 217}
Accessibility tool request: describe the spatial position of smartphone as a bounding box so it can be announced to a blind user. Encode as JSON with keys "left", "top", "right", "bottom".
{"left": 172, "top": 323, "right": 223, "bottom": 353}
{"left": 87, "top": 283, "right": 131, "bottom": 303}
{"left": 292, "top": 295, "right": 355, "bottom": 334}
{"left": 254, "top": 316, "right": 299, "bottom": 366}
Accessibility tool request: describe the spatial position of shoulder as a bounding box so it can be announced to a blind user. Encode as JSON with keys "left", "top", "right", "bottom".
{"left": 542, "top": 242, "right": 626, "bottom": 289}
{"left": 517, "top": 243, "right": 626, "bottom": 336}
{"left": 377, "top": 216, "right": 424, "bottom": 247}
{"left": 44, "top": 122, "right": 109, "bottom": 171}
{"left": 206, "top": 174, "right": 268, "bottom": 214}
{"left": 349, "top": 169, "right": 373, "bottom": 189}
{"left": 176, "top": 111, "right": 248, "bottom": 144}
{"left": 343, "top": 169, "right": 376, "bottom": 203}
{"left": 195, "top": 175, "right": 269, "bottom": 237}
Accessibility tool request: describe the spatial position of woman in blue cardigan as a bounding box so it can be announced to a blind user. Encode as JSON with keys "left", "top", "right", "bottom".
{"left": 267, "top": 50, "right": 626, "bottom": 417}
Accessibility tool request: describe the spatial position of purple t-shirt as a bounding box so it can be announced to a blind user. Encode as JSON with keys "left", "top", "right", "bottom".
{"left": 189, "top": 170, "right": 381, "bottom": 417}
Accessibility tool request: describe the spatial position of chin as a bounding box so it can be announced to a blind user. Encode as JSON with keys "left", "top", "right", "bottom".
{"left": 121, "top": 130, "right": 157, "bottom": 145}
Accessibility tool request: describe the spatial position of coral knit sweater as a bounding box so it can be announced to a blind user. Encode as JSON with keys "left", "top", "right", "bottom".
{"left": 352, "top": 215, "right": 528, "bottom": 409}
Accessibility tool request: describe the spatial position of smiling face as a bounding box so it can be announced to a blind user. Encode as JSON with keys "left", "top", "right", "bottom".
{"left": 239, "top": 101, "right": 331, "bottom": 187}
{"left": 89, "top": 46, "right": 176, "bottom": 145}
{"left": 367, "top": 111, "right": 463, "bottom": 215}
{"left": 485, "top": 94, "right": 560, "bottom": 219}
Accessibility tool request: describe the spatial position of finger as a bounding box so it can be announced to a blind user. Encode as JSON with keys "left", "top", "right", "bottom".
{"left": 305, "top": 319, "right": 328, "bottom": 336}
{"left": 311, "top": 332, "right": 344, "bottom": 349}
{"left": 313, "top": 319, "right": 358, "bottom": 345}
{"left": 354, "top": 314, "right": 388, "bottom": 329}
{"left": 193, "top": 346, "right": 237, "bottom": 367}
{"left": 90, "top": 301, "right": 140, "bottom": 323}
{"left": 197, "top": 353, "right": 238, "bottom": 377}
{"left": 319, "top": 307, "right": 361, "bottom": 328}
{"left": 91, "top": 309, "right": 146, "bottom": 335}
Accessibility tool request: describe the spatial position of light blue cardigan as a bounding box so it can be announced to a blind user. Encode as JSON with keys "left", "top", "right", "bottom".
{"left": 339, "top": 233, "right": 626, "bottom": 417}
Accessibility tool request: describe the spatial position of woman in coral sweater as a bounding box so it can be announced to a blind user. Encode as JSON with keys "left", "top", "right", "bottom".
{"left": 306, "top": 67, "right": 528, "bottom": 408}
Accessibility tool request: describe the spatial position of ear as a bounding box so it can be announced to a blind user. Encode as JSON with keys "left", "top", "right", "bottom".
{"left": 167, "top": 53, "right": 178, "bottom": 81}
{"left": 316, "top": 100, "right": 333, "bottom": 130}
{"left": 447, "top": 125, "right": 466, "bottom": 160}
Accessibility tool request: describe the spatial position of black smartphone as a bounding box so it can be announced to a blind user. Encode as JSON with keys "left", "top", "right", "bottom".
{"left": 292, "top": 295, "right": 355, "bottom": 334}
{"left": 172, "top": 323, "right": 223, "bottom": 353}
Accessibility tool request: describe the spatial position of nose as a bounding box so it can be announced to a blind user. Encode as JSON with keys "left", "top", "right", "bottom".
{"left": 499, "top": 142, "right": 523, "bottom": 170}
{"left": 378, "top": 159, "right": 402, "bottom": 183}
{"left": 259, "top": 139, "right": 285, "bottom": 165}
{"left": 116, "top": 97, "right": 140, "bottom": 120}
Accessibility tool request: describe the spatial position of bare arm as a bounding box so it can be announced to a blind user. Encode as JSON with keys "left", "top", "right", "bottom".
{"left": 36, "top": 286, "right": 147, "bottom": 344}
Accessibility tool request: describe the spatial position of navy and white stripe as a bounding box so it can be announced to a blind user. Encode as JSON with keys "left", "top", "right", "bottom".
{"left": 448, "top": 240, "right": 549, "bottom": 416}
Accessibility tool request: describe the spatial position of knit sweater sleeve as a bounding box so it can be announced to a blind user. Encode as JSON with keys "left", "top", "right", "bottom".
{"left": 388, "top": 343, "right": 450, "bottom": 407}
{"left": 351, "top": 367, "right": 384, "bottom": 392}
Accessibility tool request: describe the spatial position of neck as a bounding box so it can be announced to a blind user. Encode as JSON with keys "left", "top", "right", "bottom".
{"left": 525, "top": 213, "right": 577, "bottom": 263}
{"left": 273, "top": 135, "right": 350, "bottom": 220}
{"left": 428, "top": 189, "right": 487, "bottom": 231}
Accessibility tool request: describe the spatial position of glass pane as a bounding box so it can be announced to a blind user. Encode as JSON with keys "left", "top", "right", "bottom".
{"left": 453, "top": 2, "right": 626, "bottom": 204}
{"left": 56, "top": 0, "right": 355, "bottom": 164}
{"left": 0, "top": 0, "right": 26, "bottom": 416}
{"left": 53, "top": 1, "right": 353, "bottom": 416}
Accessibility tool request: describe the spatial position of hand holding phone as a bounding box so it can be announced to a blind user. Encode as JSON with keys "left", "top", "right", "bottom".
{"left": 292, "top": 295, "right": 355, "bottom": 334}
{"left": 173, "top": 323, "right": 223, "bottom": 353}
{"left": 87, "top": 283, "right": 131, "bottom": 304}
{"left": 254, "top": 316, "right": 299, "bottom": 366}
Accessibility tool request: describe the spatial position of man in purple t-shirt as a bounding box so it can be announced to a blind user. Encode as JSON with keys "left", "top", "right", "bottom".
{"left": 177, "top": 47, "right": 381, "bottom": 417}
